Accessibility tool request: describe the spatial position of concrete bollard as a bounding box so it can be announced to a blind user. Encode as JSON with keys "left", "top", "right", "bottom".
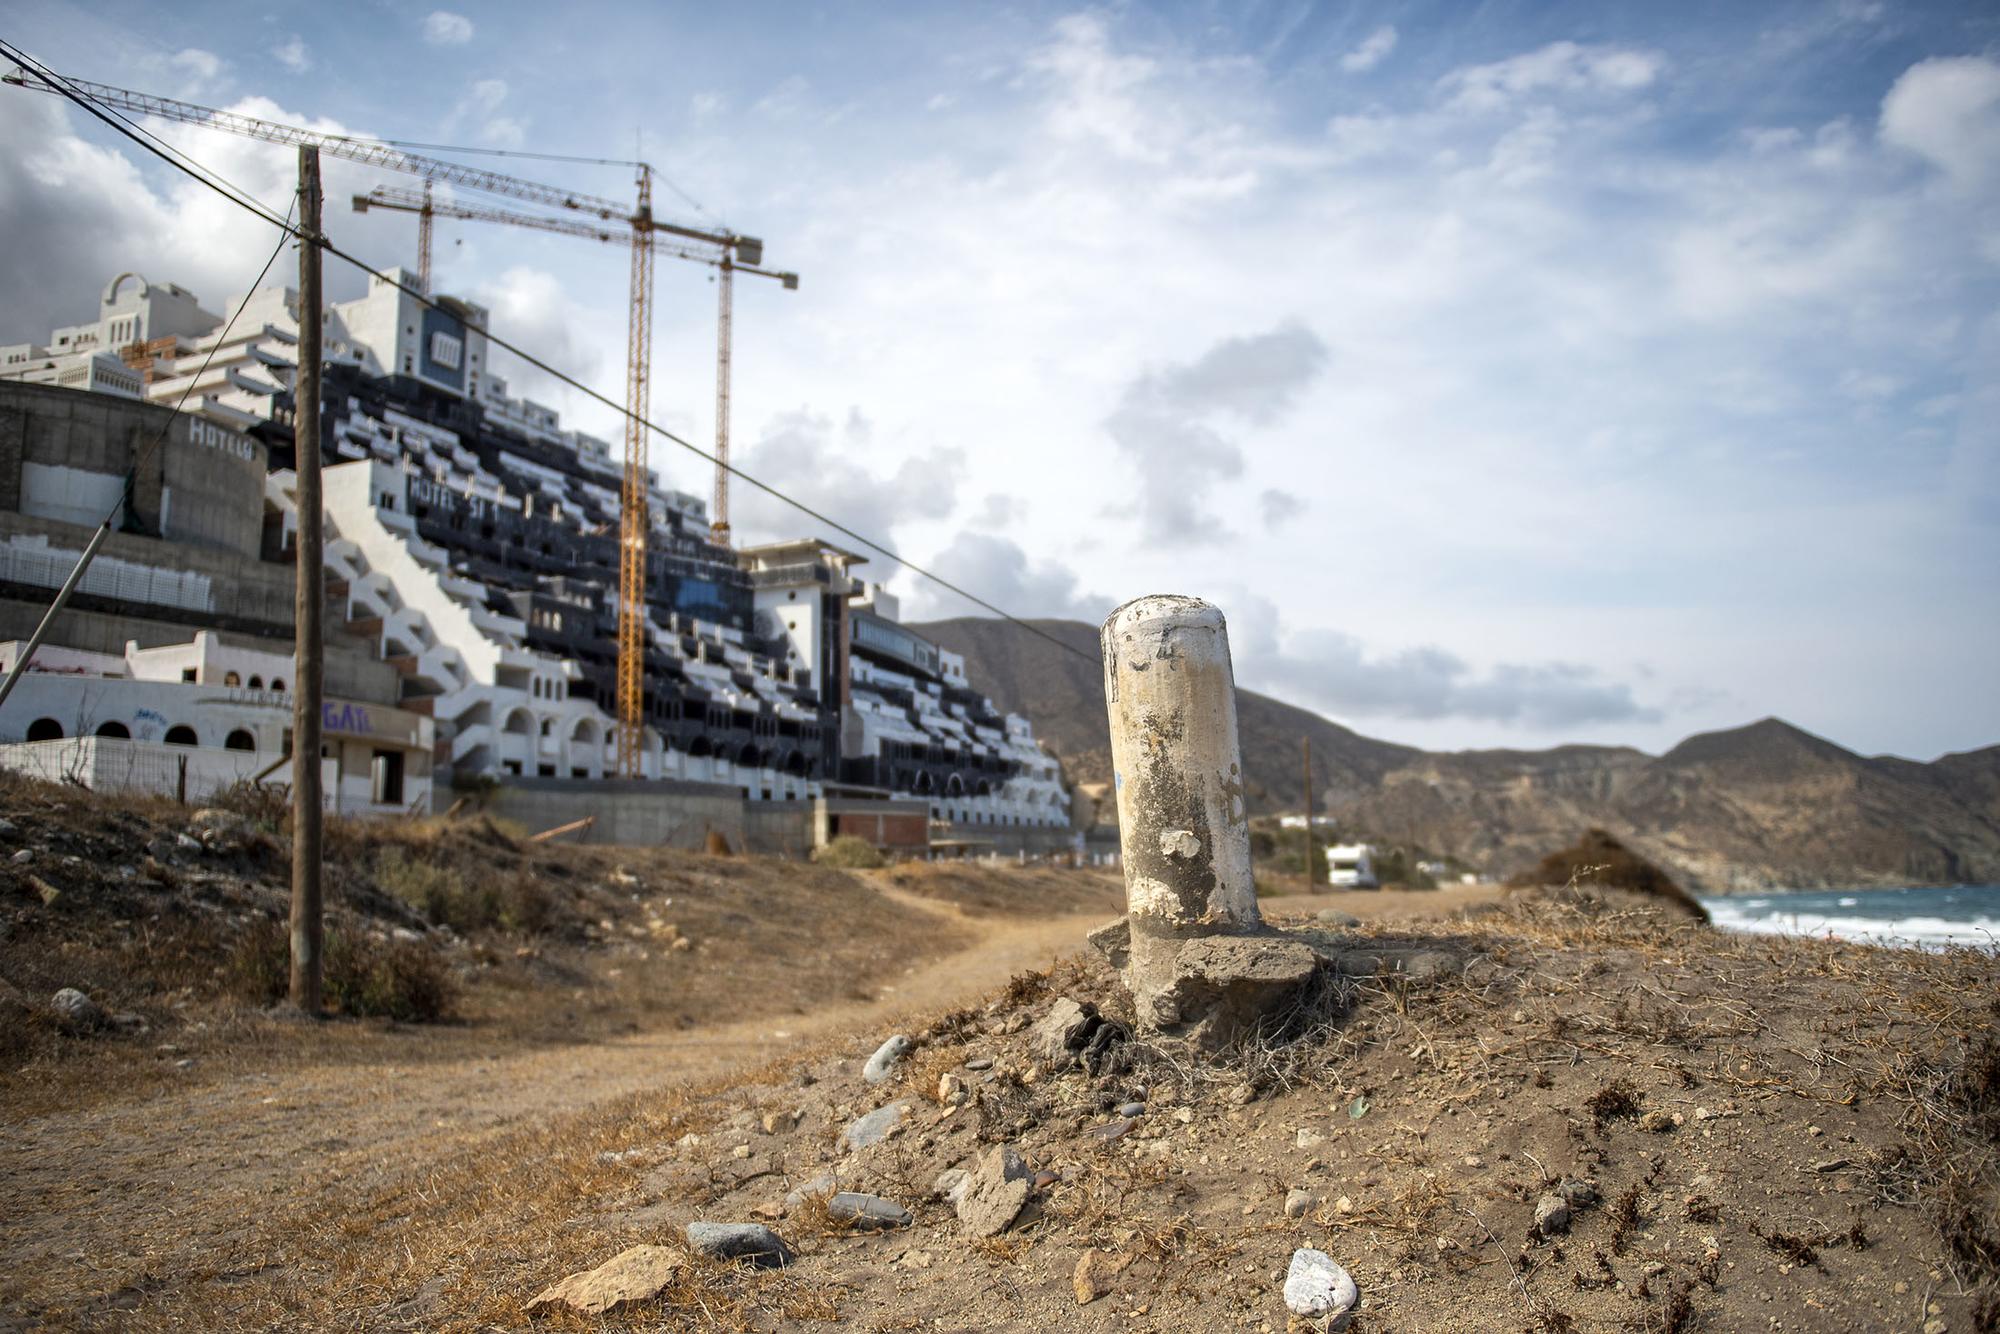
{"left": 1101, "top": 595, "right": 1319, "bottom": 1045}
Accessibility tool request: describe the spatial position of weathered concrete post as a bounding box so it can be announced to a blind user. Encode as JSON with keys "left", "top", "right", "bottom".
{"left": 1101, "top": 595, "right": 1318, "bottom": 1046}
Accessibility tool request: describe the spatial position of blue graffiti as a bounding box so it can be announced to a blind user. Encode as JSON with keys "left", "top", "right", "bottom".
{"left": 322, "top": 702, "right": 372, "bottom": 734}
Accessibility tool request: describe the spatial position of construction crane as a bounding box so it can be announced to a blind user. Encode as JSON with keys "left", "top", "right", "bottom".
{"left": 4, "top": 67, "right": 780, "bottom": 779}
{"left": 354, "top": 185, "right": 798, "bottom": 544}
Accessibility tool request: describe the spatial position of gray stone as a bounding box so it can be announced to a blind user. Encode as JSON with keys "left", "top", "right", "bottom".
{"left": 49, "top": 987, "right": 104, "bottom": 1032}
{"left": 1115, "top": 1101, "right": 1146, "bottom": 1117}
{"left": 1315, "top": 909, "right": 1362, "bottom": 927}
{"left": 964, "top": 1056, "right": 994, "bottom": 1071}
{"left": 826, "top": 1192, "right": 913, "bottom": 1230}
{"left": 783, "top": 1171, "right": 837, "bottom": 1210}
{"left": 190, "top": 809, "right": 249, "bottom": 837}
{"left": 862, "top": 1034, "right": 910, "bottom": 1084}
{"left": 175, "top": 833, "right": 201, "bottom": 851}
{"left": 956, "top": 1144, "right": 1032, "bottom": 1238}
{"left": 1086, "top": 1117, "right": 1137, "bottom": 1142}
{"left": 1557, "top": 1177, "right": 1598, "bottom": 1208}
{"left": 1283, "top": 1248, "right": 1358, "bottom": 1321}
{"left": 0, "top": 817, "right": 16, "bottom": 838}
{"left": 684, "top": 1222, "right": 793, "bottom": 1268}
{"left": 840, "top": 1101, "right": 909, "bottom": 1151}
{"left": 10, "top": 848, "right": 32, "bottom": 865}
{"left": 1534, "top": 1194, "right": 1572, "bottom": 1237}
{"left": 1032, "top": 997, "right": 1097, "bottom": 1071}
{"left": 1285, "top": 1188, "right": 1316, "bottom": 1219}
{"left": 933, "top": 1168, "right": 971, "bottom": 1205}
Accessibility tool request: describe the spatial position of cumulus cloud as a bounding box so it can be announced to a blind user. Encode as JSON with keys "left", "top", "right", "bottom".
{"left": 729, "top": 410, "right": 964, "bottom": 550}
{"left": 444, "top": 78, "right": 526, "bottom": 147}
{"left": 1103, "top": 323, "right": 1327, "bottom": 544}
{"left": 1440, "top": 41, "right": 1665, "bottom": 113}
{"left": 272, "top": 36, "right": 311, "bottom": 75}
{"left": 1880, "top": 55, "right": 2000, "bottom": 187}
{"left": 1340, "top": 26, "right": 1398, "bottom": 74}
{"left": 424, "top": 11, "right": 474, "bottom": 45}
{"left": 1230, "top": 596, "right": 1662, "bottom": 729}
{"left": 899, "top": 533, "right": 1112, "bottom": 624}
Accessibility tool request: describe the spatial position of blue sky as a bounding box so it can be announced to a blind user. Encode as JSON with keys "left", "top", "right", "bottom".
{"left": 2, "top": 1, "right": 1996, "bottom": 760}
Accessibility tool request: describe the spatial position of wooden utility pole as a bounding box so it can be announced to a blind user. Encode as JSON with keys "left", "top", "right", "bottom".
{"left": 1302, "top": 736, "right": 1314, "bottom": 889}
{"left": 289, "top": 147, "right": 325, "bottom": 1015}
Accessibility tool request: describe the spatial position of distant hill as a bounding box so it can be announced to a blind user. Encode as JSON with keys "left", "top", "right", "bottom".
{"left": 914, "top": 617, "right": 2000, "bottom": 893}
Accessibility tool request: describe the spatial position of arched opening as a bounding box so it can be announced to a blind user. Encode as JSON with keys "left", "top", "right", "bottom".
{"left": 737, "top": 742, "right": 760, "bottom": 768}
{"left": 163, "top": 725, "right": 198, "bottom": 746}
{"left": 784, "top": 749, "right": 807, "bottom": 776}
{"left": 26, "top": 718, "right": 62, "bottom": 741}
{"left": 248, "top": 675, "right": 263, "bottom": 689}
{"left": 975, "top": 778, "right": 992, "bottom": 797}
{"left": 223, "top": 670, "right": 241, "bottom": 687}
{"left": 946, "top": 773, "right": 966, "bottom": 798}
{"left": 94, "top": 721, "right": 130, "bottom": 739}
{"left": 502, "top": 708, "right": 534, "bottom": 735}
{"left": 915, "top": 770, "right": 933, "bottom": 795}
{"left": 225, "top": 729, "right": 255, "bottom": 752}
{"left": 270, "top": 678, "right": 286, "bottom": 692}
{"left": 689, "top": 736, "right": 714, "bottom": 758}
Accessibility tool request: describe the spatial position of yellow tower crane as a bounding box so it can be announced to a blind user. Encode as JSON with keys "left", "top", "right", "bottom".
{"left": 3, "top": 67, "right": 783, "bottom": 777}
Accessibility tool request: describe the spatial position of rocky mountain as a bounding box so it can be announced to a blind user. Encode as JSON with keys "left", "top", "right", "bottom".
{"left": 914, "top": 617, "right": 2000, "bottom": 892}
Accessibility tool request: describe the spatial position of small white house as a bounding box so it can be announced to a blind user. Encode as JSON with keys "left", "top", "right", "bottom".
{"left": 1325, "top": 842, "right": 1379, "bottom": 889}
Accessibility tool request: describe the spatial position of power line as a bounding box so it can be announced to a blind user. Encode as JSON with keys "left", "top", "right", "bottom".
{"left": 1, "top": 43, "right": 1098, "bottom": 668}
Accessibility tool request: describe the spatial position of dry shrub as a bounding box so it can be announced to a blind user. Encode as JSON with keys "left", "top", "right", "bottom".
{"left": 226, "top": 919, "right": 454, "bottom": 1022}
{"left": 206, "top": 778, "right": 292, "bottom": 832}
{"left": 811, "top": 835, "right": 884, "bottom": 869}
{"left": 1509, "top": 829, "right": 1708, "bottom": 921}
{"left": 910, "top": 1042, "right": 967, "bottom": 1104}
{"left": 372, "top": 847, "right": 552, "bottom": 934}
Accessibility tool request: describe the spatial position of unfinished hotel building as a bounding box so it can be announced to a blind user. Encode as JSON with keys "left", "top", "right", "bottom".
{"left": 0, "top": 271, "right": 1069, "bottom": 828}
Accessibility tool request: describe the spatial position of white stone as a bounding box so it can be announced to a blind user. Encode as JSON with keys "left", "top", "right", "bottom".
{"left": 862, "top": 1034, "right": 910, "bottom": 1084}
{"left": 1283, "top": 1249, "right": 1358, "bottom": 1320}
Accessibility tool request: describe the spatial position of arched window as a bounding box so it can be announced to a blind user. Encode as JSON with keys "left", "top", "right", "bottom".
{"left": 270, "top": 678, "right": 286, "bottom": 692}
{"left": 95, "top": 721, "right": 130, "bottom": 739}
{"left": 25, "top": 718, "right": 63, "bottom": 741}
{"left": 223, "top": 671, "right": 241, "bottom": 687}
{"left": 163, "top": 725, "right": 198, "bottom": 746}
{"left": 225, "top": 729, "right": 255, "bottom": 752}
{"left": 248, "top": 675, "right": 263, "bottom": 690}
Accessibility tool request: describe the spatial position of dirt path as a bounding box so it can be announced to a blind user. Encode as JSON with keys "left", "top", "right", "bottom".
{"left": 0, "top": 888, "right": 1105, "bottom": 1317}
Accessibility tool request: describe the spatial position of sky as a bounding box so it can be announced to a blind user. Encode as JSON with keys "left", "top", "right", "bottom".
{"left": 1, "top": 1, "right": 1995, "bottom": 761}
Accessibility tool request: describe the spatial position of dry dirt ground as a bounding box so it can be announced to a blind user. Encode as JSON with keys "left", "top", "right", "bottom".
{"left": 3, "top": 783, "right": 1996, "bottom": 1333}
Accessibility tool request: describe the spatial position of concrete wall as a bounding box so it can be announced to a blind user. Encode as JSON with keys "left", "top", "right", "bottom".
{"left": 934, "top": 821, "right": 1086, "bottom": 860}
{"left": 477, "top": 775, "right": 812, "bottom": 854}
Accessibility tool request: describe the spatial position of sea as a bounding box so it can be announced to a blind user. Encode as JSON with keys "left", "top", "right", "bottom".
{"left": 1697, "top": 885, "right": 2000, "bottom": 951}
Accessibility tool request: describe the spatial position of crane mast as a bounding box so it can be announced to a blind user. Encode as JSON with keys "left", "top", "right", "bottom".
{"left": 712, "top": 254, "right": 733, "bottom": 545}
{"left": 617, "top": 168, "right": 655, "bottom": 778}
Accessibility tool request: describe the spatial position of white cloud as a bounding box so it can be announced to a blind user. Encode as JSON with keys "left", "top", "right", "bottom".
{"left": 272, "top": 36, "right": 311, "bottom": 75}
{"left": 1340, "top": 26, "right": 1398, "bottom": 74}
{"left": 1440, "top": 41, "right": 1666, "bottom": 113}
{"left": 1880, "top": 55, "right": 2000, "bottom": 187}
{"left": 423, "top": 11, "right": 474, "bottom": 46}
{"left": 900, "top": 533, "right": 1111, "bottom": 623}
{"left": 443, "top": 78, "right": 527, "bottom": 147}
{"left": 730, "top": 410, "right": 964, "bottom": 552}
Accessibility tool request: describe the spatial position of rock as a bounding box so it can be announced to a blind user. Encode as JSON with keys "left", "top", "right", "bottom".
{"left": 1086, "top": 1117, "right": 1137, "bottom": 1142}
{"left": 1115, "top": 1101, "right": 1146, "bottom": 1117}
{"left": 1534, "top": 1194, "right": 1572, "bottom": 1237}
{"left": 1086, "top": 917, "right": 1132, "bottom": 971}
{"left": 0, "top": 817, "right": 15, "bottom": 838}
{"left": 108, "top": 1012, "right": 147, "bottom": 1033}
{"left": 937, "top": 1072, "right": 970, "bottom": 1105}
{"left": 1296, "top": 1127, "right": 1326, "bottom": 1151}
{"left": 826, "top": 1192, "right": 913, "bottom": 1230}
{"left": 1033, "top": 1169, "right": 1058, "bottom": 1189}
{"left": 1032, "top": 997, "right": 1099, "bottom": 1072}
{"left": 10, "top": 848, "right": 32, "bottom": 865}
{"left": 1315, "top": 909, "right": 1362, "bottom": 927}
{"left": 1073, "top": 1248, "right": 1130, "bottom": 1305}
{"left": 1285, "top": 1189, "right": 1316, "bottom": 1219}
{"left": 956, "top": 1144, "right": 1033, "bottom": 1238}
{"left": 175, "top": 833, "right": 201, "bottom": 852}
{"left": 49, "top": 987, "right": 105, "bottom": 1032}
{"left": 1333, "top": 1195, "right": 1354, "bottom": 1215}
{"left": 863, "top": 1034, "right": 910, "bottom": 1084}
{"left": 1639, "top": 1109, "right": 1680, "bottom": 1134}
{"left": 684, "top": 1222, "right": 793, "bottom": 1268}
{"left": 964, "top": 1056, "right": 994, "bottom": 1071}
{"left": 784, "top": 1171, "right": 837, "bottom": 1210}
{"left": 1557, "top": 1177, "right": 1599, "bottom": 1208}
{"left": 528, "top": 1245, "right": 684, "bottom": 1315}
{"left": 934, "top": 1168, "right": 971, "bottom": 1205}
{"left": 840, "top": 1101, "right": 910, "bottom": 1151}
{"left": 391, "top": 927, "right": 423, "bottom": 943}
{"left": 762, "top": 1108, "right": 803, "bottom": 1134}
{"left": 1283, "top": 1249, "right": 1358, "bottom": 1321}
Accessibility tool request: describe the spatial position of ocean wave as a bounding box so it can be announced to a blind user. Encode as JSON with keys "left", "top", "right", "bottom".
{"left": 1705, "top": 903, "right": 2000, "bottom": 950}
